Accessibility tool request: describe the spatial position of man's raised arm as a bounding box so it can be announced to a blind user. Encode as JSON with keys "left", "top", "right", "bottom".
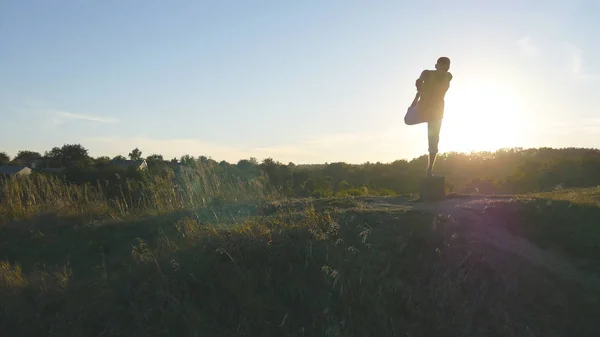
{"left": 415, "top": 70, "right": 428, "bottom": 93}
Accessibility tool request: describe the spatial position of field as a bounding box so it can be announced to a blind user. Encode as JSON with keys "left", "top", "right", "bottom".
{"left": 4, "top": 2, "right": 600, "bottom": 335}
{"left": 1, "top": 172, "right": 600, "bottom": 336}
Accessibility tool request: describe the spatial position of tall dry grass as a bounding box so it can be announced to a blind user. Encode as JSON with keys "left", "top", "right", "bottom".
{"left": 0, "top": 162, "right": 275, "bottom": 223}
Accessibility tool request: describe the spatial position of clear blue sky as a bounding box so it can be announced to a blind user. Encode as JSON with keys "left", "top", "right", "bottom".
{"left": 1, "top": 0, "right": 598, "bottom": 164}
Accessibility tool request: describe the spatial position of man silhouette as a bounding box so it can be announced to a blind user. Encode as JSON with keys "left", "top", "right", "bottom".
{"left": 414, "top": 57, "right": 453, "bottom": 176}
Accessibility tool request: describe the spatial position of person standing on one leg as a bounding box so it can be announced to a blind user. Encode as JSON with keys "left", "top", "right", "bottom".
{"left": 414, "top": 57, "right": 453, "bottom": 176}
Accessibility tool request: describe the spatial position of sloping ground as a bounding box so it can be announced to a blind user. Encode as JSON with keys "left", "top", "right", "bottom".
{"left": 1, "top": 194, "right": 599, "bottom": 336}
{"left": 367, "top": 196, "right": 600, "bottom": 290}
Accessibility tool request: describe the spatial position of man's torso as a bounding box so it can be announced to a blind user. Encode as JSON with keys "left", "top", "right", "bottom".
{"left": 419, "top": 70, "right": 452, "bottom": 120}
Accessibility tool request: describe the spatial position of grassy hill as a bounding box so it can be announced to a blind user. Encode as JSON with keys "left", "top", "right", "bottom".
{"left": 1, "top": 187, "right": 600, "bottom": 336}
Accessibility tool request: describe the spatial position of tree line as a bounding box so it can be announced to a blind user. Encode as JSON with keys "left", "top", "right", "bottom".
{"left": 2, "top": 145, "right": 600, "bottom": 197}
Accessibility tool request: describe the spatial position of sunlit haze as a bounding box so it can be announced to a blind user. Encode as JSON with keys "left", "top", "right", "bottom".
{"left": 1, "top": 1, "right": 598, "bottom": 163}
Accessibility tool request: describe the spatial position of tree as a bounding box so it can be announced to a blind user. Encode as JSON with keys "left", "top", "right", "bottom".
{"left": 62, "top": 144, "right": 91, "bottom": 167}
{"left": 180, "top": 154, "right": 196, "bottom": 166}
{"left": 237, "top": 159, "right": 256, "bottom": 171}
{"left": 13, "top": 150, "right": 42, "bottom": 164}
{"left": 43, "top": 149, "right": 61, "bottom": 168}
{"left": 0, "top": 152, "right": 10, "bottom": 165}
{"left": 112, "top": 155, "right": 127, "bottom": 161}
{"left": 260, "top": 158, "right": 281, "bottom": 187}
{"left": 323, "top": 162, "right": 349, "bottom": 183}
{"left": 129, "top": 148, "right": 143, "bottom": 160}
{"left": 94, "top": 156, "right": 111, "bottom": 168}
{"left": 45, "top": 144, "right": 91, "bottom": 168}
{"left": 146, "top": 154, "right": 165, "bottom": 169}
{"left": 146, "top": 154, "right": 164, "bottom": 162}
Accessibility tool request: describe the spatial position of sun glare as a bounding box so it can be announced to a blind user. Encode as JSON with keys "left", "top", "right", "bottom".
{"left": 442, "top": 80, "right": 528, "bottom": 153}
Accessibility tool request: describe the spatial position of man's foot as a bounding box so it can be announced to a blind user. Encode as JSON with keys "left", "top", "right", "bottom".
{"left": 427, "top": 169, "right": 434, "bottom": 177}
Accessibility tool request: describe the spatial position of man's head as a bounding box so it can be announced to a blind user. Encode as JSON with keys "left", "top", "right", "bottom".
{"left": 435, "top": 57, "right": 451, "bottom": 72}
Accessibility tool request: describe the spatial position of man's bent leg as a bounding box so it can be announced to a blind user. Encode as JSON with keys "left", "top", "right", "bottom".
{"left": 427, "top": 119, "right": 443, "bottom": 176}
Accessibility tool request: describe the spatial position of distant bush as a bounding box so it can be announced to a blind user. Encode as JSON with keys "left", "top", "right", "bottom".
{"left": 250, "top": 148, "right": 600, "bottom": 197}
{"left": 3, "top": 146, "right": 600, "bottom": 221}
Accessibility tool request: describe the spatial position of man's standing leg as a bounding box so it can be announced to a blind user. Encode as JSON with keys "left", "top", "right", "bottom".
{"left": 427, "top": 119, "right": 442, "bottom": 176}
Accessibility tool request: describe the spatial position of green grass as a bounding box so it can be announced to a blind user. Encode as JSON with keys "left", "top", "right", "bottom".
{"left": 2, "top": 196, "right": 600, "bottom": 336}
{"left": 521, "top": 186, "right": 600, "bottom": 207}
{"left": 481, "top": 187, "right": 600, "bottom": 269}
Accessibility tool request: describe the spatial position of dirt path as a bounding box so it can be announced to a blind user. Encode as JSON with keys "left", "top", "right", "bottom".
{"left": 363, "top": 196, "right": 600, "bottom": 290}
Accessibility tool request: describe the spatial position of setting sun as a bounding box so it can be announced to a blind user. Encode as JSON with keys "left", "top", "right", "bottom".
{"left": 441, "top": 80, "right": 529, "bottom": 153}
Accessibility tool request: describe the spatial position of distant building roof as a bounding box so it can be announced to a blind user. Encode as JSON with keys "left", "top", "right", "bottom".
{"left": 40, "top": 167, "right": 65, "bottom": 173}
{"left": 109, "top": 159, "right": 147, "bottom": 168}
{"left": 0, "top": 165, "right": 31, "bottom": 175}
{"left": 168, "top": 162, "right": 185, "bottom": 168}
